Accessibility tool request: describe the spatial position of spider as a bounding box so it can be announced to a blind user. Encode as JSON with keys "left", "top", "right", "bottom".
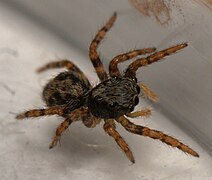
{"left": 16, "top": 12, "right": 199, "bottom": 163}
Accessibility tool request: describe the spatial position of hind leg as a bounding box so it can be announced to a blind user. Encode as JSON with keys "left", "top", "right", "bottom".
{"left": 16, "top": 105, "right": 65, "bottom": 119}
{"left": 37, "top": 60, "right": 83, "bottom": 73}
{"left": 125, "top": 43, "right": 188, "bottom": 77}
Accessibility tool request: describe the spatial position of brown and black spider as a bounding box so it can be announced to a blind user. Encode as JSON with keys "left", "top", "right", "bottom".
{"left": 16, "top": 12, "right": 199, "bottom": 163}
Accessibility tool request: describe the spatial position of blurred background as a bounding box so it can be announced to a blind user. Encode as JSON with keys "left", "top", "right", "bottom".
{"left": 0, "top": 0, "right": 212, "bottom": 179}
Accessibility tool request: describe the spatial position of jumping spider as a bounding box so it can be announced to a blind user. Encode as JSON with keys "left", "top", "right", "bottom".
{"left": 16, "top": 12, "right": 199, "bottom": 163}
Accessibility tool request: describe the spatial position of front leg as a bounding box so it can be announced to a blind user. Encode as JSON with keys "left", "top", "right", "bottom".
{"left": 109, "top": 48, "right": 156, "bottom": 77}
{"left": 89, "top": 13, "right": 117, "bottom": 81}
{"left": 116, "top": 116, "right": 199, "bottom": 157}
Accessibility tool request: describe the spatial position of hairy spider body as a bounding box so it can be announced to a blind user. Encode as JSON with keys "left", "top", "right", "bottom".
{"left": 16, "top": 12, "right": 199, "bottom": 163}
{"left": 87, "top": 77, "right": 139, "bottom": 119}
{"left": 42, "top": 68, "right": 91, "bottom": 116}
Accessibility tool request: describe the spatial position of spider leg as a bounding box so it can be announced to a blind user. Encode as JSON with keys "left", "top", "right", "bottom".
{"left": 103, "top": 119, "right": 135, "bottom": 163}
{"left": 125, "top": 43, "right": 188, "bottom": 77}
{"left": 109, "top": 48, "right": 156, "bottom": 77}
{"left": 138, "top": 83, "right": 159, "bottom": 102}
{"left": 89, "top": 13, "right": 117, "bottom": 81}
{"left": 126, "top": 107, "right": 151, "bottom": 118}
{"left": 36, "top": 60, "right": 92, "bottom": 89}
{"left": 16, "top": 106, "right": 64, "bottom": 119}
{"left": 49, "top": 117, "right": 73, "bottom": 149}
{"left": 49, "top": 107, "right": 88, "bottom": 148}
{"left": 116, "top": 116, "right": 199, "bottom": 157}
{"left": 37, "top": 60, "right": 83, "bottom": 73}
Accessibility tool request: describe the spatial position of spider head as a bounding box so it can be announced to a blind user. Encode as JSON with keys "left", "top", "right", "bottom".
{"left": 87, "top": 77, "right": 140, "bottom": 119}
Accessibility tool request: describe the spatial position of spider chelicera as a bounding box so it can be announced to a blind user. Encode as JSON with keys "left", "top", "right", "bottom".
{"left": 16, "top": 12, "right": 199, "bottom": 163}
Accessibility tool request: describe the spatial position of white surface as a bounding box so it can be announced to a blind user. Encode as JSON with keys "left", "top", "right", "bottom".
{"left": 0, "top": 2, "right": 212, "bottom": 180}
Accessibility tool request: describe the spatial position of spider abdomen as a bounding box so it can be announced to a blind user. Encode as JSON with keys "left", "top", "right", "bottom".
{"left": 87, "top": 77, "right": 139, "bottom": 119}
{"left": 43, "top": 71, "right": 91, "bottom": 109}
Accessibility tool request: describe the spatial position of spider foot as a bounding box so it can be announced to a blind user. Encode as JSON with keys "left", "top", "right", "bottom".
{"left": 117, "top": 116, "right": 199, "bottom": 157}
{"left": 16, "top": 113, "right": 26, "bottom": 120}
{"left": 49, "top": 136, "right": 60, "bottom": 149}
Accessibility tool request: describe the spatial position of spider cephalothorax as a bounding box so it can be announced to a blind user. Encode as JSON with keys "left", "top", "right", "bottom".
{"left": 87, "top": 77, "right": 139, "bottom": 119}
{"left": 16, "top": 12, "right": 199, "bottom": 163}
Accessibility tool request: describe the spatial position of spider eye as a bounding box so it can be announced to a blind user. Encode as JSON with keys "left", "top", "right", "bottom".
{"left": 134, "top": 96, "right": 139, "bottom": 106}
{"left": 133, "top": 77, "right": 138, "bottom": 83}
{"left": 136, "top": 85, "right": 140, "bottom": 94}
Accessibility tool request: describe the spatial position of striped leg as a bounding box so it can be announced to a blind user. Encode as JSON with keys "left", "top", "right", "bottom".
{"left": 37, "top": 60, "right": 83, "bottom": 73}
{"left": 36, "top": 60, "right": 91, "bottom": 89}
{"left": 109, "top": 48, "right": 156, "bottom": 77}
{"left": 49, "top": 107, "right": 89, "bottom": 148}
{"left": 103, "top": 119, "right": 135, "bottom": 163}
{"left": 49, "top": 117, "right": 73, "bottom": 149}
{"left": 89, "top": 13, "right": 117, "bottom": 81}
{"left": 125, "top": 43, "right": 188, "bottom": 77}
{"left": 138, "top": 83, "right": 159, "bottom": 102}
{"left": 16, "top": 106, "right": 64, "bottom": 119}
{"left": 116, "top": 116, "right": 199, "bottom": 157}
